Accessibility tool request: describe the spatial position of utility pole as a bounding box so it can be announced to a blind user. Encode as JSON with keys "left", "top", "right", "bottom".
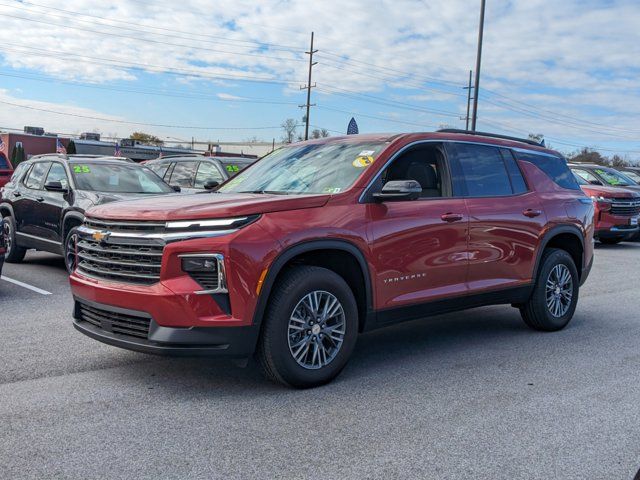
{"left": 300, "top": 32, "right": 317, "bottom": 140}
{"left": 471, "top": 0, "right": 486, "bottom": 132}
{"left": 463, "top": 70, "right": 473, "bottom": 131}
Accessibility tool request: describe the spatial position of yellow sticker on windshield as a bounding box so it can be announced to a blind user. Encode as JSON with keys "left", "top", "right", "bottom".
{"left": 352, "top": 156, "right": 374, "bottom": 168}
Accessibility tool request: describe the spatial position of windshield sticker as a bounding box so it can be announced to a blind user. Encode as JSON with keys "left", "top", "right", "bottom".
{"left": 358, "top": 150, "right": 376, "bottom": 157}
{"left": 322, "top": 187, "right": 341, "bottom": 194}
{"left": 73, "top": 165, "right": 91, "bottom": 174}
{"left": 225, "top": 164, "right": 240, "bottom": 173}
{"left": 352, "top": 155, "right": 374, "bottom": 168}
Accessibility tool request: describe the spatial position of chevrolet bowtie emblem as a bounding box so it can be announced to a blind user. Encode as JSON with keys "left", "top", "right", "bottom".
{"left": 92, "top": 231, "right": 109, "bottom": 242}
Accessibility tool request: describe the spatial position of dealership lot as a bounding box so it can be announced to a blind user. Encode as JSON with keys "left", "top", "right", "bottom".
{"left": 1, "top": 244, "right": 639, "bottom": 480}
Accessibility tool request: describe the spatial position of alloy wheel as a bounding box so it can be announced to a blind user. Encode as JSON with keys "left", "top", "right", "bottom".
{"left": 288, "top": 290, "right": 346, "bottom": 370}
{"left": 545, "top": 264, "right": 573, "bottom": 318}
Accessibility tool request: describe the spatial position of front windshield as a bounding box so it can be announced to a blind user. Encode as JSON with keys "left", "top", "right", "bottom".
{"left": 71, "top": 163, "right": 174, "bottom": 194}
{"left": 217, "top": 141, "right": 387, "bottom": 195}
{"left": 594, "top": 167, "right": 635, "bottom": 187}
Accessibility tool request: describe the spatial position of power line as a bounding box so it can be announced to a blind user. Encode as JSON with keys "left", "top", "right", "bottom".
{"left": 6, "top": 0, "right": 303, "bottom": 52}
{"left": 0, "top": 98, "right": 288, "bottom": 131}
{"left": 0, "top": 11, "right": 306, "bottom": 63}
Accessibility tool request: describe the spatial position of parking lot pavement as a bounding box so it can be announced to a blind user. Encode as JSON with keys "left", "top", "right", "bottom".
{"left": 1, "top": 245, "right": 640, "bottom": 480}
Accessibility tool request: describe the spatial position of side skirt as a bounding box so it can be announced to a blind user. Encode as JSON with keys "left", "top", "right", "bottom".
{"left": 15, "top": 232, "right": 63, "bottom": 255}
{"left": 372, "top": 285, "right": 534, "bottom": 330}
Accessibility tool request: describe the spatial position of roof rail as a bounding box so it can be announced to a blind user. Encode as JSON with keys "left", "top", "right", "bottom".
{"left": 154, "top": 154, "right": 204, "bottom": 159}
{"left": 29, "top": 153, "right": 68, "bottom": 160}
{"left": 437, "top": 129, "right": 544, "bottom": 147}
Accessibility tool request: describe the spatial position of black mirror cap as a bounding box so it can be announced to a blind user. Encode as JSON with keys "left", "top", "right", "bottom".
{"left": 172, "top": 185, "right": 182, "bottom": 192}
{"left": 373, "top": 179, "right": 422, "bottom": 202}
{"left": 204, "top": 180, "right": 220, "bottom": 190}
{"left": 44, "top": 180, "right": 67, "bottom": 192}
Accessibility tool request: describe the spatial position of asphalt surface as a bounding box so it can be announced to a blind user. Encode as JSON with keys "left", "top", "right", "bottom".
{"left": 1, "top": 244, "right": 640, "bottom": 480}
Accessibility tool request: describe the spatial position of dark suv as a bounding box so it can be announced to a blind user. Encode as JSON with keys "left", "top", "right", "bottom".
{"left": 0, "top": 154, "right": 175, "bottom": 272}
{"left": 71, "top": 131, "right": 594, "bottom": 388}
{"left": 145, "top": 155, "right": 254, "bottom": 192}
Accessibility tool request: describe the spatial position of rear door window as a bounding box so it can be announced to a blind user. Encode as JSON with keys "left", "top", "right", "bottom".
{"left": 24, "top": 162, "right": 51, "bottom": 189}
{"left": 515, "top": 151, "right": 580, "bottom": 190}
{"left": 572, "top": 169, "right": 601, "bottom": 185}
{"left": 168, "top": 161, "right": 197, "bottom": 187}
{"left": 448, "top": 143, "right": 513, "bottom": 197}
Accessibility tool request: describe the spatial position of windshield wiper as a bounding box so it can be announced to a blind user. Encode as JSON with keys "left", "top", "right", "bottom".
{"left": 240, "top": 190, "right": 291, "bottom": 195}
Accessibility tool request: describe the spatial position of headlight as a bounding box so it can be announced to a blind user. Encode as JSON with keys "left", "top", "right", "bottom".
{"left": 590, "top": 196, "right": 612, "bottom": 211}
{"left": 590, "top": 196, "right": 612, "bottom": 203}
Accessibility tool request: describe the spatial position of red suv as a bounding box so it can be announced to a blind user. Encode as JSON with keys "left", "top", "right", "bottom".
{"left": 70, "top": 130, "right": 594, "bottom": 388}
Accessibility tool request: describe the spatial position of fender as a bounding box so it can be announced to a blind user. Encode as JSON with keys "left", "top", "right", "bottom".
{"left": 0, "top": 202, "right": 15, "bottom": 218}
{"left": 251, "top": 239, "right": 374, "bottom": 330}
{"left": 532, "top": 224, "right": 585, "bottom": 281}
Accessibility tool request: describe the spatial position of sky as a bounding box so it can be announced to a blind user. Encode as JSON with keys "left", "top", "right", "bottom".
{"left": 0, "top": 0, "right": 638, "bottom": 159}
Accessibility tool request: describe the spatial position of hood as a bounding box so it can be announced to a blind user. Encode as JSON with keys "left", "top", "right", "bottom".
{"left": 80, "top": 190, "right": 158, "bottom": 206}
{"left": 580, "top": 184, "right": 640, "bottom": 199}
{"left": 86, "top": 192, "right": 331, "bottom": 221}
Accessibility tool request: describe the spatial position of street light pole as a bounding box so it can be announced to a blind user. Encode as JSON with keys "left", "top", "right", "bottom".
{"left": 471, "top": 0, "right": 486, "bottom": 132}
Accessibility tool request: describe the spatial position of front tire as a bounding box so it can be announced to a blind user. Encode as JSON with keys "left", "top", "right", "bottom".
{"left": 3, "top": 216, "right": 26, "bottom": 263}
{"left": 520, "top": 248, "right": 579, "bottom": 332}
{"left": 256, "top": 266, "right": 358, "bottom": 388}
{"left": 64, "top": 227, "right": 80, "bottom": 273}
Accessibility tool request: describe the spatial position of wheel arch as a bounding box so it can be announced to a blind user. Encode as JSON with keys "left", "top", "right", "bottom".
{"left": 62, "top": 211, "right": 84, "bottom": 240}
{"left": 534, "top": 225, "right": 585, "bottom": 282}
{"left": 252, "top": 239, "right": 374, "bottom": 333}
{"left": 0, "top": 202, "right": 15, "bottom": 218}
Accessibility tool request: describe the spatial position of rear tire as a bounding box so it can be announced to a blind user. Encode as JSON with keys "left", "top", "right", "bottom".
{"left": 256, "top": 266, "right": 358, "bottom": 388}
{"left": 3, "top": 216, "right": 26, "bottom": 263}
{"left": 520, "top": 248, "right": 579, "bottom": 332}
{"left": 599, "top": 237, "right": 623, "bottom": 245}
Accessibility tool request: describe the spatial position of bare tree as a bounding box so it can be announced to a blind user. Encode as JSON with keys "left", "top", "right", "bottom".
{"left": 320, "top": 128, "right": 330, "bottom": 138}
{"left": 281, "top": 119, "right": 298, "bottom": 143}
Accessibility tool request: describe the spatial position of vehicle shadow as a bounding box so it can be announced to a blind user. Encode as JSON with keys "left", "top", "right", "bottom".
{"left": 110, "top": 305, "right": 553, "bottom": 396}
{"left": 22, "top": 251, "right": 67, "bottom": 270}
{"left": 594, "top": 242, "right": 640, "bottom": 250}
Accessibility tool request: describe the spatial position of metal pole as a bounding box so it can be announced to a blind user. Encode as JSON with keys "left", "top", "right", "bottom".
{"left": 464, "top": 70, "right": 473, "bottom": 131}
{"left": 471, "top": 0, "right": 486, "bottom": 132}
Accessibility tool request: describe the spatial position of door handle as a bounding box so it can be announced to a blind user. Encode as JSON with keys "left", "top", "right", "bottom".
{"left": 441, "top": 213, "right": 464, "bottom": 223}
{"left": 523, "top": 209, "right": 542, "bottom": 218}
{"left": 35, "top": 197, "right": 45, "bottom": 202}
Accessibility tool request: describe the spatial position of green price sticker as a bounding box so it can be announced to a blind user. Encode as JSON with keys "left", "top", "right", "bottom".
{"left": 225, "top": 165, "right": 240, "bottom": 173}
{"left": 73, "top": 165, "right": 91, "bottom": 174}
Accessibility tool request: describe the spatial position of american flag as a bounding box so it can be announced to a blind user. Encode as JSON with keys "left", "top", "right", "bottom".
{"left": 114, "top": 143, "right": 121, "bottom": 157}
{"left": 347, "top": 117, "right": 359, "bottom": 135}
{"left": 56, "top": 138, "right": 67, "bottom": 154}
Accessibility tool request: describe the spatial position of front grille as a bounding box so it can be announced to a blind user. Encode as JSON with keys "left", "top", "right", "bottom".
{"left": 77, "top": 219, "right": 165, "bottom": 285}
{"left": 610, "top": 198, "right": 640, "bottom": 216}
{"left": 77, "top": 302, "right": 151, "bottom": 339}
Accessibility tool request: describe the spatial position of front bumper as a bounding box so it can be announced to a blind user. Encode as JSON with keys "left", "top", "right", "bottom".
{"left": 595, "top": 224, "right": 638, "bottom": 240}
{"left": 73, "top": 297, "right": 260, "bottom": 357}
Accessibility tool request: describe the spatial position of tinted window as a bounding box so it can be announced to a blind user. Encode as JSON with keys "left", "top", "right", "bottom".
{"left": 45, "top": 163, "right": 69, "bottom": 189}
{"left": 500, "top": 149, "right": 528, "bottom": 194}
{"left": 515, "top": 151, "right": 580, "bottom": 190}
{"left": 10, "top": 162, "right": 29, "bottom": 183}
{"left": 194, "top": 162, "right": 224, "bottom": 188}
{"left": 147, "top": 162, "right": 171, "bottom": 180}
{"left": 71, "top": 163, "right": 173, "bottom": 193}
{"left": 24, "top": 162, "right": 51, "bottom": 189}
{"left": 168, "top": 161, "right": 197, "bottom": 187}
{"left": 450, "top": 143, "right": 512, "bottom": 197}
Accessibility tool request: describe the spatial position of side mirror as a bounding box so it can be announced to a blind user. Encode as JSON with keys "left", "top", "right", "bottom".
{"left": 44, "top": 180, "right": 67, "bottom": 192}
{"left": 589, "top": 179, "right": 602, "bottom": 185}
{"left": 172, "top": 185, "right": 182, "bottom": 192}
{"left": 204, "top": 180, "right": 220, "bottom": 190}
{"left": 373, "top": 180, "right": 422, "bottom": 202}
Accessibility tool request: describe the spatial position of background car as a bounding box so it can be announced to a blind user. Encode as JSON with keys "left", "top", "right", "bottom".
{"left": 570, "top": 163, "right": 640, "bottom": 192}
{"left": 145, "top": 155, "right": 255, "bottom": 193}
{"left": 619, "top": 166, "right": 640, "bottom": 185}
{"left": 573, "top": 173, "right": 640, "bottom": 244}
{"left": 0, "top": 154, "right": 176, "bottom": 272}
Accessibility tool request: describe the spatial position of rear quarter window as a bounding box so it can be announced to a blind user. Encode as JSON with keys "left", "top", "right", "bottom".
{"left": 514, "top": 151, "right": 580, "bottom": 190}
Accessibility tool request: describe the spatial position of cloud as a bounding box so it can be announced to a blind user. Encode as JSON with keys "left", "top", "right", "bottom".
{"left": 216, "top": 93, "right": 247, "bottom": 101}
